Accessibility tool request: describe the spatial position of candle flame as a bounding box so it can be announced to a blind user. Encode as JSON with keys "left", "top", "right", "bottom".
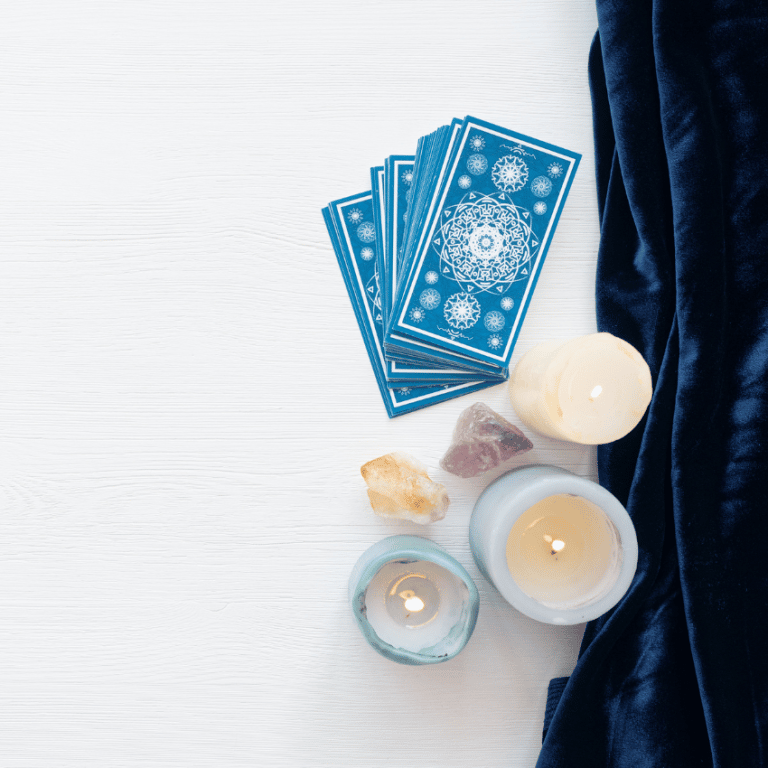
{"left": 590, "top": 385, "right": 603, "bottom": 399}
{"left": 551, "top": 539, "right": 565, "bottom": 552}
{"left": 400, "top": 590, "right": 425, "bottom": 613}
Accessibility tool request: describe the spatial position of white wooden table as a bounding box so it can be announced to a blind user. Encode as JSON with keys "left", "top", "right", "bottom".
{"left": 1, "top": 1, "right": 600, "bottom": 765}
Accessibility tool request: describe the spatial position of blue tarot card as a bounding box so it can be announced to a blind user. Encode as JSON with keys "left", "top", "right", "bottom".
{"left": 389, "top": 116, "right": 581, "bottom": 369}
{"left": 384, "top": 123, "right": 508, "bottom": 375}
{"left": 322, "top": 193, "right": 502, "bottom": 417}
{"left": 370, "top": 165, "right": 385, "bottom": 263}
{"left": 367, "top": 161, "right": 487, "bottom": 386}
{"left": 384, "top": 155, "right": 414, "bottom": 328}
{"left": 371, "top": 166, "right": 387, "bottom": 326}
{"left": 398, "top": 121, "right": 463, "bottom": 297}
{"left": 381, "top": 155, "right": 506, "bottom": 384}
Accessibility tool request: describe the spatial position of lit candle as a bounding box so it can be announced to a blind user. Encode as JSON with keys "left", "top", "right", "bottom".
{"left": 469, "top": 465, "right": 638, "bottom": 624}
{"left": 509, "top": 332, "right": 652, "bottom": 444}
{"left": 349, "top": 535, "right": 479, "bottom": 665}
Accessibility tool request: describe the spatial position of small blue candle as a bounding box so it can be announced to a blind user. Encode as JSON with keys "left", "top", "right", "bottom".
{"left": 349, "top": 535, "right": 479, "bottom": 665}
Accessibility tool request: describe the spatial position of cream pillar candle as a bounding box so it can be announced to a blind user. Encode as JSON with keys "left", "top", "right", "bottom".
{"left": 509, "top": 332, "right": 652, "bottom": 444}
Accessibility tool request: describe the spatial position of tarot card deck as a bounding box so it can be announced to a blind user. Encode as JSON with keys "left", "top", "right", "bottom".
{"left": 322, "top": 115, "right": 580, "bottom": 417}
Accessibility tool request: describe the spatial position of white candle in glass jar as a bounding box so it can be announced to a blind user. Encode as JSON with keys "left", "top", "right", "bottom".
{"left": 504, "top": 493, "right": 619, "bottom": 607}
{"left": 363, "top": 559, "right": 464, "bottom": 652}
{"left": 509, "top": 332, "right": 652, "bottom": 445}
{"left": 349, "top": 536, "right": 480, "bottom": 665}
{"left": 469, "top": 465, "right": 638, "bottom": 625}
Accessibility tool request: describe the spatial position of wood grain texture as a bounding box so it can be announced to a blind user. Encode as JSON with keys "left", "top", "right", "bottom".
{"left": 0, "top": 1, "right": 599, "bottom": 765}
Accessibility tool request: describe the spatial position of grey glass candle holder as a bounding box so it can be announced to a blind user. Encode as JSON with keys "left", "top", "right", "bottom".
{"left": 349, "top": 535, "right": 480, "bottom": 665}
{"left": 470, "top": 465, "right": 638, "bottom": 625}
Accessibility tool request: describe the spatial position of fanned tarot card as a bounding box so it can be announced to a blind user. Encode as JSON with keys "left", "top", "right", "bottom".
{"left": 389, "top": 116, "right": 580, "bottom": 369}
{"left": 383, "top": 121, "right": 505, "bottom": 373}
{"left": 376, "top": 157, "right": 503, "bottom": 385}
{"left": 322, "top": 192, "right": 500, "bottom": 417}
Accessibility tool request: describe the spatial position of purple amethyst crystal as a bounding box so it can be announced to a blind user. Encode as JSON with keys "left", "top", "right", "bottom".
{"left": 440, "top": 402, "right": 533, "bottom": 478}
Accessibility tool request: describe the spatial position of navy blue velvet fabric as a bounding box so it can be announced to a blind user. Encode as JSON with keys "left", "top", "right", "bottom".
{"left": 537, "top": 2, "right": 768, "bottom": 766}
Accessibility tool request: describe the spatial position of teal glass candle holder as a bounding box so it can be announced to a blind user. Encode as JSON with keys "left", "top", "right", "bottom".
{"left": 349, "top": 535, "right": 480, "bottom": 665}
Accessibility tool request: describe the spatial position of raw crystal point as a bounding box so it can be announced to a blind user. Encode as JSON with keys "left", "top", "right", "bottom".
{"left": 440, "top": 402, "right": 534, "bottom": 478}
{"left": 360, "top": 452, "right": 450, "bottom": 524}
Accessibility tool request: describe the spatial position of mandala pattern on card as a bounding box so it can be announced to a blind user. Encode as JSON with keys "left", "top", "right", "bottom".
{"left": 468, "top": 135, "right": 486, "bottom": 152}
{"left": 548, "top": 162, "right": 564, "bottom": 178}
{"left": 500, "top": 297, "right": 514, "bottom": 311}
{"left": 347, "top": 208, "right": 364, "bottom": 224}
{"left": 366, "top": 268, "right": 382, "bottom": 324}
{"left": 425, "top": 271, "right": 439, "bottom": 284}
{"left": 435, "top": 192, "right": 537, "bottom": 295}
{"left": 443, "top": 292, "right": 481, "bottom": 330}
{"left": 487, "top": 334, "right": 503, "bottom": 350}
{"left": 533, "top": 201, "right": 547, "bottom": 215}
{"left": 401, "top": 169, "right": 414, "bottom": 185}
{"left": 360, "top": 247, "right": 374, "bottom": 261}
{"left": 357, "top": 221, "right": 376, "bottom": 242}
{"left": 467, "top": 154, "right": 488, "bottom": 176}
{"left": 409, "top": 306, "right": 426, "bottom": 323}
{"left": 531, "top": 176, "right": 553, "bottom": 198}
{"left": 458, "top": 175, "right": 472, "bottom": 189}
{"left": 484, "top": 311, "right": 505, "bottom": 331}
{"left": 419, "top": 289, "right": 441, "bottom": 310}
{"left": 492, "top": 155, "right": 529, "bottom": 193}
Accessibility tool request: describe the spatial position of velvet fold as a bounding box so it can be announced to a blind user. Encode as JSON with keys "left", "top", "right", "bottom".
{"left": 537, "top": 2, "right": 768, "bottom": 766}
